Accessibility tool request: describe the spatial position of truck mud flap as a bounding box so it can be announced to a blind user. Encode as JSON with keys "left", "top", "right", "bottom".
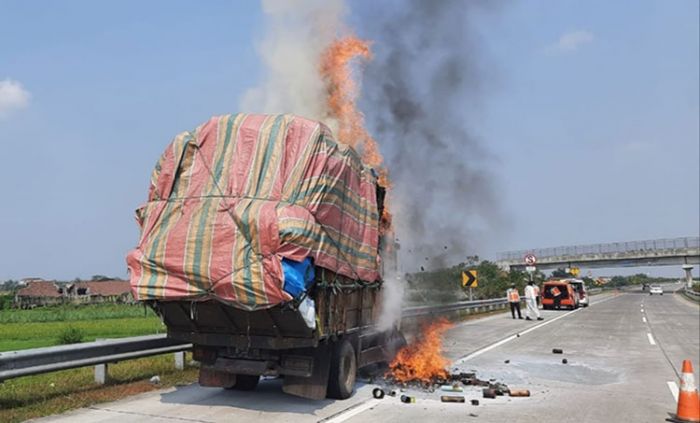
{"left": 282, "top": 343, "right": 331, "bottom": 400}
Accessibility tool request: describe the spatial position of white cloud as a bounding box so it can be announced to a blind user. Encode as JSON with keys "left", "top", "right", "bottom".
{"left": 549, "top": 30, "right": 594, "bottom": 53}
{"left": 0, "top": 78, "right": 31, "bottom": 118}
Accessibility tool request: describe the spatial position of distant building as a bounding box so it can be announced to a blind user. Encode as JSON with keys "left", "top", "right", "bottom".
{"left": 15, "top": 280, "right": 63, "bottom": 308}
{"left": 13, "top": 279, "right": 133, "bottom": 308}
{"left": 67, "top": 280, "right": 133, "bottom": 304}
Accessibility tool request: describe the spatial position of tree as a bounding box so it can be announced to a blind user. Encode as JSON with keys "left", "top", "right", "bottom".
{"left": 551, "top": 268, "right": 570, "bottom": 278}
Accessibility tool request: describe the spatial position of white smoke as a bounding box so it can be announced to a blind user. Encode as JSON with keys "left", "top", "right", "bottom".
{"left": 240, "top": 0, "right": 346, "bottom": 130}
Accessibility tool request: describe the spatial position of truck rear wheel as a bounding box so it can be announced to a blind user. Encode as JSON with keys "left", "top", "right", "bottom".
{"left": 224, "top": 374, "right": 260, "bottom": 391}
{"left": 327, "top": 339, "right": 356, "bottom": 399}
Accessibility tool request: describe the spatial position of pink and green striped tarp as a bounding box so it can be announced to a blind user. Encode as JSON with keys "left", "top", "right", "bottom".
{"left": 126, "top": 114, "right": 380, "bottom": 310}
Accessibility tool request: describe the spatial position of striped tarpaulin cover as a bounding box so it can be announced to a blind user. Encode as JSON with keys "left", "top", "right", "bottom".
{"left": 126, "top": 114, "right": 380, "bottom": 310}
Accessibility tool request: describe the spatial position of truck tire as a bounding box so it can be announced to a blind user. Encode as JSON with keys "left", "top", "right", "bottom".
{"left": 327, "top": 339, "right": 357, "bottom": 399}
{"left": 224, "top": 374, "right": 260, "bottom": 391}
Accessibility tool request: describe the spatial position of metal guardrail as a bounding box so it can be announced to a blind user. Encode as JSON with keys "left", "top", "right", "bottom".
{"left": 0, "top": 334, "right": 191, "bottom": 382}
{"left": 498, "top": 236, "right": 699, "bottom": 261}
{"left": 683, "top": 286, "right": 700, "bottom": 300}
{"left": 402, "top": 297, "right": 509, "bottom": 318}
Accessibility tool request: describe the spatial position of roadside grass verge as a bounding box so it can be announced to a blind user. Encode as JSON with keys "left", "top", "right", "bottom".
{"left": 0, "top": 303, "right": 156, "bottom": 324}
{"left": 0, "top": 353, "right": 199, "bottom": 423}
{"left": 0, "top": 317, "right": 165, "bottom": 352}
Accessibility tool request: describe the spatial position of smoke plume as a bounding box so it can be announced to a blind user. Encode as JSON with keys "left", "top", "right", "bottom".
{"left": 240, "top": 0, "right": 346, "bottom": 130}
{"left": 358, "top": 0, "right": 505, "bottom": 271}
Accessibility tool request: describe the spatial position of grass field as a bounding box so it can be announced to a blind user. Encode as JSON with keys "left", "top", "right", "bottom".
{"left": 0, "top": 304, "right": 164, "bottom": 352}
{"left": 0, "top": 303, "right": 195, "bottom": 422}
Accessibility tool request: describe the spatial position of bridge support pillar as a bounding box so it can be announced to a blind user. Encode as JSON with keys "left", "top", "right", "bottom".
{"left": 94, "top": 363, "right": 108, "bottom": 385}
{"left": 682, "top": 264, "right": 694, "bottom": 288}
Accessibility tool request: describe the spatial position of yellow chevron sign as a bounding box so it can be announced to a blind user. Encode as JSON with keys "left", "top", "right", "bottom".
{"left": 462, "top": 270, "right": 478, "bottom": 288}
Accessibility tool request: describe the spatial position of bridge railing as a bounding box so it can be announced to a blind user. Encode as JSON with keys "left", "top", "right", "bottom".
{"left": 498, "top": 236, "right": 699, "bottom": 262}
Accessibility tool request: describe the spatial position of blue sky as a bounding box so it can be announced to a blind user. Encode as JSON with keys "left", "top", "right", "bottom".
{"left": 0, "top": 0, "right": 697, "bottom": 280}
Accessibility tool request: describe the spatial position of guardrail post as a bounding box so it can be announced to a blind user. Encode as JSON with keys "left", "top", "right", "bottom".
{"left": 174, "top": 351, "right": 185, "bottom": 370}
{"left": 94, "top": 363, "right": 108, "bottom": 385}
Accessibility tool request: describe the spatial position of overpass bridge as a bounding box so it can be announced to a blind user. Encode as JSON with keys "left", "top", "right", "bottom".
{"left": 497, "top": 237, "right": 699, "bottom": 284}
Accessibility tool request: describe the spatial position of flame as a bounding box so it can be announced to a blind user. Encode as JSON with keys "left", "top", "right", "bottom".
{"left": 388, "top": 319, "right": 453, "bottom": 384}
{"left": 320, "top": 36, "right": 388, "bottom": 179}
{"left": 320, "top": 36, "right": 393, "bottom": 236}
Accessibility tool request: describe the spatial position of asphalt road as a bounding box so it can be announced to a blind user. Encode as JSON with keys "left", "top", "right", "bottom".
{"left": 38, "top": 290, "right": 699, "bottom": 423}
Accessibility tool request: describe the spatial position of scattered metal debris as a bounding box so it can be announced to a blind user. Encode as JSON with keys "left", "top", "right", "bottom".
{"left": 552, "top": 348, "right": 563, "bottom": 354}
{"left": 471, "top": 399, "right": 480, "bottom": 406}
{"left": 562, "top": 358, "right": 568, "bottom": 364}
{"left": 482, "top": 388, "right": 497, "bottom": 398}
{"left": 372, "top": 387, "right": 385, "bottom": 399}
{"left": 441, "top": 395, "right": 465, "bottom": 403}
{"left": 508, "top": 389, "right": 531, "bottom": 397}
{"left": 504, "top": 359, "right": 510, "bottom": 364}
{"left": 400, "top": 394, "right": 416, "bottom": 403}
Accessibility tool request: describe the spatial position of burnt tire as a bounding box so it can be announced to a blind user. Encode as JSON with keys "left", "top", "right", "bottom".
{"left": 327, "top": 339, "right": 357, "bottom": 399}
{"left": 224, "top": 374, "right": 260, "bottom": 391}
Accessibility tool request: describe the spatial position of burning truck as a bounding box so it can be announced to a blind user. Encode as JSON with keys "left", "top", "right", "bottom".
{"left": 126, "top": 113, "right": 402, "bottom": 400}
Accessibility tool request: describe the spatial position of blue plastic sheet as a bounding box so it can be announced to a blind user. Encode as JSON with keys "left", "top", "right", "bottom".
{"left": 282, "top": 257, "right": 315, "bottom": 298}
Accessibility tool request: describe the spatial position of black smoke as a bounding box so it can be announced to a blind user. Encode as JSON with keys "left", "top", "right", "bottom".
{"left": 358, "top": 0, "right": 507, "bottom": 270}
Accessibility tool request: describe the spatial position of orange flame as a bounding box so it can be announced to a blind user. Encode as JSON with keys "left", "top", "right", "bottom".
{"left": 388, "top": 319, "right": 453, "bottom": 384}
{"left": 320, "top": 36, "right": 389, "bottom": 185}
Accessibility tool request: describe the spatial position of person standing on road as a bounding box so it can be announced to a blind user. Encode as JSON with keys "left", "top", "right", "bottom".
{"left": 507, "top": 284, "right": 523, "bottom": 319}
{"left": 534, "top": 283, "right": 541, "bottom": 308}
{"left": 524, "top": 281, "right": 543, "bottom": 321}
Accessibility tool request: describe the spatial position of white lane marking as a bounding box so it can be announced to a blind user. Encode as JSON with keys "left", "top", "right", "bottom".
{"left": 667, "top": 381, "right": 679, "bottom": 402}
{"left": 642, "top": 317, "right": 647, "bottom": 323}
{"left": 647, "top": 333, "right": 656, "bottom": 345}
{"left": 321, "top": 399, "right": 380, "bottom": 423}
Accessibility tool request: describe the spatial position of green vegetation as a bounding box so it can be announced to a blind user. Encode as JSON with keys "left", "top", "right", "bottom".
{"left": 405, "top": 258, "right": 536, "bottom": 304}
{"left": 0, "top": 353, "right": 198, "bottom": 423}
{"left": 608, "top": 273, "right": 675, "bottom": 287}
{"left": 692, "top": 282, "right": 700, "bottom": 293}
{"left": 0, "top": 304, "right": 163, "bottom": 352}
{"left": 56, "top": 326, "right": 85, "bottom": 345}
{"left": 0, "top": 303, "right": 155, "bottom": 323}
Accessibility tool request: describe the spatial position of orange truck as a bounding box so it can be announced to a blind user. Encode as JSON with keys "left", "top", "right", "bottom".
{"left": 542, "top": 280, "right": 579, "bottom": 310}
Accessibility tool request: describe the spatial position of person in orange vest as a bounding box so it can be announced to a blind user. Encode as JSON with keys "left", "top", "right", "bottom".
{"left": 551, "top": 285, "right": 562, "bottom": 309}
{"left": 507, "top": 284, "right": 523, "bottom": 319}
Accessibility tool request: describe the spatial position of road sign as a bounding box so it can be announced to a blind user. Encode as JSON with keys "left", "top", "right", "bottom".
{"left": 462, "top": 270, "right": 478, "bottom": 288}
{"left": 524, "top": 254, "right": 537, "bottom": 265}
{"left": 569, "top": 267, "right": 580, "bottom": 277}
{"left": 525, "top": 266, "right": 536, "bottom": 273}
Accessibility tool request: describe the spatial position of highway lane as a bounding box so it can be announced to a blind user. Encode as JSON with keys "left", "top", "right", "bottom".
{"left": 642, "top": 284, "right": 700, "bottom": 384}
{"left": 37, "top": 291, "right": 698, "bottom": 423}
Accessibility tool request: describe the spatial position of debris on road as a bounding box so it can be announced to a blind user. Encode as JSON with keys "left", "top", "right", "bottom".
{"left": 440, "top": 383, "right": 463, "bottom": 392}
{"left": 504, "top": 359, "right": 510, "bottom": 364}
{"left": 440, "top": 395, "right": 466, "bottom": 403}
{"left": 471, "top": 399, "right": 480, "bottom": 406}
{"left": 562, "top": 358, "right": 568, "bottom": 364}
{"left": 482, "top": 388, "right": 497, "bottom": 399}
{"left": 400, "top": 394, "right": 416, "bottom": 403}
{"left": 552, "top": 348, "right": 563, "bottom": 354}
{"left": 508, "top": 389, "right": 531, "bottom": 397}
{"left": 373, "top": 387, "right": 385, "bottom": 399}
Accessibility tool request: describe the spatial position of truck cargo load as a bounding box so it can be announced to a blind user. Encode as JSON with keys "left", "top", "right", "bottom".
{"left": 127, "top": 113, "right": 381, "bottom": 310}
{"left": 126, "top": 113, "right": 402, "bottom": 400}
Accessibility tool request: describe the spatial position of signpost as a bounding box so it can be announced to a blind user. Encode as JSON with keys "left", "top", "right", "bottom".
{"left": 524, "top": 254, "right": 537, "bottom": 283}
{"left": 462, "top": 270, "right": 478, "bottom": 300}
